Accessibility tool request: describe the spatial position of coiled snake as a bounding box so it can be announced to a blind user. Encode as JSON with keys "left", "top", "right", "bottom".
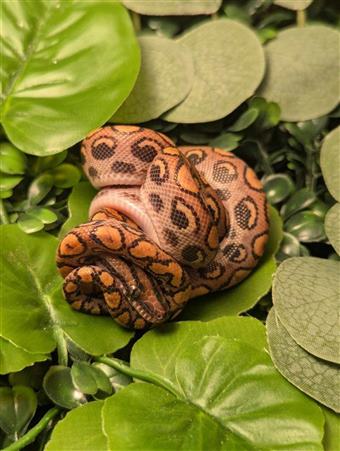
{"left": 57, "top": 126, "right": 269, "bottom": 329}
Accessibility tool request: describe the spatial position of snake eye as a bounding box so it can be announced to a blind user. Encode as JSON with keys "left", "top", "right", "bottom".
{"left": 129, "top": 286, "right": 141, "bottom": 300}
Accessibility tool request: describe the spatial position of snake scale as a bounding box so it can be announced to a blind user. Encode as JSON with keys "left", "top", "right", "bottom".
{"left": 57, "top": 125, "right": 269, "bottom": 329}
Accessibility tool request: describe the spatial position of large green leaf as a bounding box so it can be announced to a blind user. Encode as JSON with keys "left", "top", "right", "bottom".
{"left": 122, "top": 0, "right": 222, "bottom": 15}
{"left": 273, "top": 257, "right": 340, "bottom": 363}
{"left": 45, "top": 401, "right": 107, "bottom": 451}
{"left": 258, "top": 26, "right": 340, "bottom": 121}
{"left": 46, "top": 330, "right": 324, "bottom": 450}
{"left": 180, "top": 205, "right": 282, "bottom": 320}
{"left": 0, "top": 0, "right": 140, "bottom": 155}
{"left": 0, "top": 225, "right": 133, "bottom": 370}
{"left": 267, "top": 308, "right": 340, "bottom": 413}
{"left": 59, "top": 182, "right": 96, "bottom": 239}
{"left": 111, "top": 36, "right": 193, "bottom": 123}
{"left": 164, "top": 19, "right": 265, "bottom": 123}
{"left": 325, "top": 203, "right": 340, "bottom": 256}
{"left": 0, "top": 337, "right": 47, "bottom": 375}
{"left": 320, "top": 127, "right": 340, "bottom": 202}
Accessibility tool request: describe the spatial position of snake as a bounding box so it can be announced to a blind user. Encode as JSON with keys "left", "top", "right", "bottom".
{"left": 56, "top": 125, "right": 269, "bottom": 329}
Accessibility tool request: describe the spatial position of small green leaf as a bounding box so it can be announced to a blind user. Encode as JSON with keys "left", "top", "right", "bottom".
{"left": 276, "top": 232, "right": 301, "bottom": 261}
{"left": 59, "top": 182, "right": 97, "bottom": 239}
{"left": 179, "top": 131, "right": 210, "bottom": 145}
{"left": 51, "top": 164, "right": 81, "bottom": 189}
{"left": 112, "top": 36, "right": 193, "bottom": 124}
{"left": 281, "top": 188, "right": 316, "bottom": 219}
{"left": 0, "top": 385, "right": 37, "bottom": 438}
{"left": 92, "top": 363, "right": 130, "bottom": 394}
{"left": 320, "top": 126, "right": 340, "bottom": 202}
{"left": 43, "top": 366, "right": 86, "bottom": 409}
{"left": 263, "top": 174, "right": 295, "bottom": 204}
{"left": 17, "top": 214, "right": 45, "bottom": 234}
{"left": 267, "top": 308, "right": 340, "bottom": 412}
{"left": 71, "top": 362, "right": 98, "bottom": 396}
{"left": 273, "top": 257, "right": 340, "bottom": 363}
{"left": 28, "top": 174, "right": 54, "bottom": 205}
{"left": 228, "top": 107, "right": 259, "bottom": 131}
{"left": 122, "top": 0, "right": 222, "bottom": 15}
{"left": 0, "top": 174, "right": 23, "bottom": 190}
{"left": 164, "top": 19, "right": 265, "bottom": 123}
{"left": 258, "top": 26, "right": 340, "bottom": 121}
{"left": 27, "top": 207, "right": 58, "bottom": 225}
{"left": 209, "top": 132, "right": 242, "bottom": 151}
{"left": 325, "top": 203, "right": 340, "bottom": 255}
{"left": 0, "top": 142, "right": 27, "bottom": 175}
{"left": 89, "top": 365, "right": 113, "bottom": 396}
{"left": 285, "top": 211, "right": 325, "bottom": 242}
{"left": 8, "top": 362, "right": 49, "bottom": 391}
{"left": 0, "top": 189, "right": 13, "bottom": 199}
{"left": 31, "top": 151, "right": 67, "bottom": 174}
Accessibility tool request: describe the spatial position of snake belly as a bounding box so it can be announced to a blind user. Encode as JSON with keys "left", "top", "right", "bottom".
{"left": 57, "top": 125, "right": 269, "bottom": 329}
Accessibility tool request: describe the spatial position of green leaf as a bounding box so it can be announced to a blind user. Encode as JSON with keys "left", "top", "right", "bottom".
{"left": 51, "top": 163, "right": 81, "bottom": 189}
{"left": 27, "top": 173, "right": 54, "bottom": 205}
{"left": 108, "top": 336, "right": 324, "bottom": 450}
{"left": 0, "top": 225, "right": 133, "bottom": 358}
{"left": 0, "top": 385, "right": 37, "bottom": 438}
{"left": 209, "top": 132, "right": 242, "bottom": 151}
{"left": 0, "top": 174, "right": 23, "bottom": 190}
{"left": 122, "top": 0, "right": 222, "bottom": 15}
{"left": 273, "top": 257, "right": 340, "bottom": 363}
{"left": 45, "top": 401, "right": 107, "bottom": 451}
{"left": 0, "top": 337, "right": 47, "bottom": 375}
{"left": 27, "top": 207, "right": 58, "bottom": 225}
{"left": 325, "top": 203, "right": 340, "bottom": 255}
{"left": 180, "top": 206, "right": 282, "bottom": 320}
{"left": 111, "top": 36, "right": 193, "bottom": 124}
{"left": 273, "top": 0, "right": 313, "bottom": 10}
{"left": 276, "top": 232, "right": 302, "bottom": 260}
{"left": 44, "top": 366, "right": 86, "bottom": 409}
{"left": 285, "top": 211, "right": 326, "bottom": 242}
{"left": 322, "top": 407, "right": 340, "bottom": 451}
{"left": 92, "top": 363, "right": 131, "bottom": 394}
{"left": 1, "top": 0, "right": 140, "bottom": 155}
{"left": 132, "top": 317, "right": 268, "bottom": 376}
{"left": 228, "top": 108, "right": 259, "bottom": 132}
{"left": 281, "top": 188, "right": 316, "bottom": 220}
{"left": 17, "top": 213, "right": 45, "bottom": 234}
{"left": 263, "top": 173, "right": 295, "bottom": 204}
{"left": 31, "top": 151, "right": 67, "bottom": 174}
{"left": 0, "top": 142, "right": 26, "bottom": 174}
{"left": 267, "top": 308, "right": 340, "bottom": 413}
{"left": 71, "top": 362, "right": 98, "bottom": 396}
{"left": 59, "top": 182, "right": 96, "bottom": 239}
{"left": 320, "top": 126, "right": 340, "bottom": 202}
{"left": 258, "top": 26, "right": 340, "bottom": 121}
{"left": 164, "top": 19, "right": 265, "bottom": 123}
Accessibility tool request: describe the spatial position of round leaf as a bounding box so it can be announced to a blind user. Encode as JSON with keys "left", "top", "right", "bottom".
{"left": 0, "top": 337, "right": 47, "bottom": 375}
{"left": 285, "top": 211, "right": 326, "bottom": 242}
{"left": 43, "top": 366, "right": 86, "bottom": 409}
{"left": 263, "top": 173, "right": 295, "bottom": 204}
{"left": 71, "top": 362, "right": 98, "bottom": 396}
{"left": 180, "top": 206, "right": 282, "bottom": 320}
{"left": 273, "top": 257, "right": 340, "bottom": 363}
{"left": 164, "top": 19, "right": 265, "bottom": 123}
{"left": 258, "top": 26, "right": 340, "bottom": 121}
{"left": 107, "top": 337, "right": 324, "bottom": 450}
{"left": 227, "top": 107, "right": 259, "bottom": 132}
{"left": 267, "top": 308, "right": 340, "bottom": 412}
{"left": 276, "top": 232, "right": 301, "bottom": 260}
{"left": 0, "top": 174, "right": 23, "bottom": 190}
{"left": 0, "top": 142, "right": 26, "bottom": 174}
{"left": 325, "top": 203, "right": 340, "bottom": 255}
{"left": 0, "top": 225, "right": 133, "bottom": 357}
{"left": 281, "top": 188, "right": 316, "bottom": 219}
{"left": 17, "top": 214, "right": 45, "bottom": 234}
{"left": 51, "top": 164, "right": 81, "bottom": 189}
{"left": 274, "top": 0, "right": 313, "bottom": 10}
{"left": 27, "top": 207, "right": 58, "bottom": 225}
{"left": 0, "top": 385, "right": 37, "bottom": 437}
{"left": 122, "top": 0, "right": 222, "bottom": 15}
{"left": 1, "top": 0, "right": 140, "bottom": 155}
{"left": 111, "top": 36, "right": 193, "bottom": 123}
{"left": 320, "top": 126, "right": 340, "bottom": 201}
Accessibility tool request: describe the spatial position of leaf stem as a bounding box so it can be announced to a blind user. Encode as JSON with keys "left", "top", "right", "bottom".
{"left": 255, "top": 140, "right": 274, "bottom": 174}
{"left": 54, "top": 328, "right": 68, "bottom": 367}
{"left": 0, "top": 199, "right": 10, "bottom": 224}
{"left": 95, "top": 356, "right": 178, "bottom": 397}
{"left": 297, "top": 9, "right": 306, "bottom": 27}
{"left": 2, "top": 407, "right": 61, "bottom": 451}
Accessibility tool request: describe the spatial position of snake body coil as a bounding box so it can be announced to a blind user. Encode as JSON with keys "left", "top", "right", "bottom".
{"left": 57, "top": 126, "right": 269, "bottom": 329}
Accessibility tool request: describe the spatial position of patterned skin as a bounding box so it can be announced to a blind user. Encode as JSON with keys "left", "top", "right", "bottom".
{"left": 57, "top": 125, "right": 269, "bottom": 329}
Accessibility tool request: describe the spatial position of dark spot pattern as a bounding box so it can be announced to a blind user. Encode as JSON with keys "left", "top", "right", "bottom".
{"left": 212, "top": 160, "right": 238, "bottom": 183}
{"left": 182, "top": 245, "right": 205, "bottom": 263}
{"left": 131, "top": 138, "right": 163, "bottom": 162}
{"left": 235, "top": 196, "right": 258, "bottom": 230}
{"left": 223, "top": 243, "right": 248, "bottom": 263}
{"left": 111, "top": 161, "right": 136, "bottom": 173}
{"left": 150, "top": 159, "right": 169, "bottom": 185}
{"left": 148, "top": 193, "right": 164, "bottom": 213}
{"left": 88, "top": 166, "right": 98, "bottom": 178}
{"left": 91, "top": 136, "right": 117, "bottom": 160}
{"left": 163, "top": 228, "right": 179, "bottom": 247}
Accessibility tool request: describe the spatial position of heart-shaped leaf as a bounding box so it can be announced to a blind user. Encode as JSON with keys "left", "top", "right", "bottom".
{"left": 320, "top": 126, "right": 340, "bottom": 202}
{"left": 267, "top": 308, "right": 340, "bottom": 413}
{"left": 258, "top": 26, "right": 340, "bottom": 121}
{"left": 122, "top": 0, "right": 222, "bottom": 15}
{"left": 273, "top": 257, "right": 340, "bottom": 363}
{"left": 111, "top": 36, "right": 193, "bottom": 123}
{"left": 164, "top": 19, "right": 265, "bottom": 123}
{"left": 1, "top": 0, "right": 140, "bottom": 155}
{"left": 325, "top": 203, "right": 340, "bottom": 255}
{"left": 43, "top": 366, "right": 86, "bottom": 409}
{"left": 180, "top": 206, "right": 282, "bottom": 320}
{"left": 0, "top": 385, "right": 37, "bottom": 438}
{"left": 0, "top": 225, "right": 133, "bottom": 370}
